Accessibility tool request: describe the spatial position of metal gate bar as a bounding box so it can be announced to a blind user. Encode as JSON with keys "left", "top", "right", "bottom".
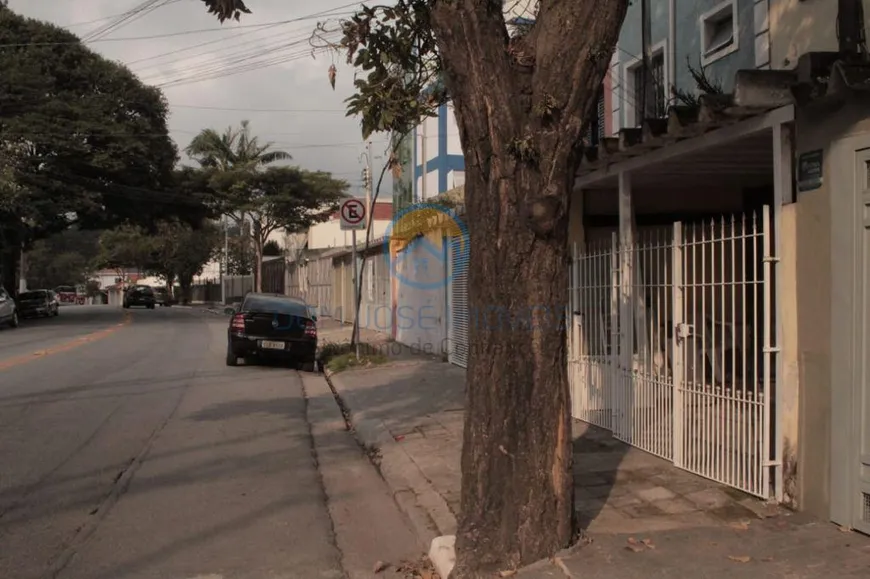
{"left": 569, "top": 208, "right": 777, "bottom": 499}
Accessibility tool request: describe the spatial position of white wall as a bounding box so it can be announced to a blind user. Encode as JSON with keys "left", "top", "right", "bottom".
{"left": 393, "top": 231, "right": 448, "bottom": 354}
{"left": 307, "top": 219, "right": 392, "bottom": 249}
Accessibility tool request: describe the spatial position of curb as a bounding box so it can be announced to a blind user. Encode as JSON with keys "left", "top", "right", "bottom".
{"left": 322, "top": 368, "right": 458, "bottom": 548}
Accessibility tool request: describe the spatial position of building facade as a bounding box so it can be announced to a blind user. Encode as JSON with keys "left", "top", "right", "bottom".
{"left": 569, "top": 0, "right": 870, "bottom": 536}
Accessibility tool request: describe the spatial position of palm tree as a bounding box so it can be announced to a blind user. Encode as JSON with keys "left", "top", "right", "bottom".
{"left": 185, "top": 120, "right": 291, "bottom": 170}
{"left": 185, "top": 120, "right": 291, "bottom": 292}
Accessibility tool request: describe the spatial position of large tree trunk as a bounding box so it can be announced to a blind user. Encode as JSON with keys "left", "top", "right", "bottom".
{"left": 428, "top": 1, "right": 629, "bottom": 575}
{"left": 456, "top": 166, "right": 575, "bottom": 575}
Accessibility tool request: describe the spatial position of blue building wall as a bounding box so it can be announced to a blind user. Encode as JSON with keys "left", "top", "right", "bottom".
{"left": 675, "top": 0, "right": 757, "bottom": 92}
{"left": 615, "top": 0, "right": 758, "bottom": 117}
{"left": 412, "top": 103, "right": 464, "bottom": 202}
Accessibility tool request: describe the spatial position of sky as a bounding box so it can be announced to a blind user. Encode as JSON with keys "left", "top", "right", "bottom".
{"left": 8, "top": 0, "right": 392, "bottom": 198}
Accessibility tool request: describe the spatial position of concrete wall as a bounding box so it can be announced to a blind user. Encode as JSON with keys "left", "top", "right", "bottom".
{"left": 769, "top": 0, "right": 870, "bottom": 70}
{"left": 792, "top": 97, "right": 870, "bottom": 521}
{"left": 308, "top": 217, "right": 391, "bottom": 250}
{"left": 359, "top": 251, "right": 393, "bottom": 335}
{"left": 394, "top": 229, "right": 448, "bottom": 354}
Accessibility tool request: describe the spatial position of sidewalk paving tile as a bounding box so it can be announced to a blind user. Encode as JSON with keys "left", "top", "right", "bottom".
{"left": 319, "top": 319, "right": 870, "bottom": 577}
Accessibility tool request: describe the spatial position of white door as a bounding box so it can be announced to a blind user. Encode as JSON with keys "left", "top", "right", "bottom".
{"left": 855, "top": 146, "right": 870, "bottom": 534}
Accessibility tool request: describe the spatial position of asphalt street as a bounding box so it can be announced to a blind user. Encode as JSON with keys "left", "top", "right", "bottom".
{"left": 0, "top": 305, "right": 421, "bottom": 579}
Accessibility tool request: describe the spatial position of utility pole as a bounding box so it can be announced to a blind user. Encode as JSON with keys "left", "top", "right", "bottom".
{"left": 220, "top": 215, "right": 228, "bottom": 304}
{"left": 365, "top": 139, "right": 374, "bottom": 230}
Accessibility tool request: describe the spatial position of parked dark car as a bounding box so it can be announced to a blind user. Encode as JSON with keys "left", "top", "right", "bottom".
{"left": 123, "top": 285, "right": 156, "bottom": 309}
{"left": 153, "top": 287, "right": 174, "bottom": 307}
{"left": 16, "top": 289, "right": 59, "bottom": 319}
{"left": 0, "top": 286, "right": 19, "bottom": 328}
{"left": 226, "top": 293, "right": 318, "bottom": 370}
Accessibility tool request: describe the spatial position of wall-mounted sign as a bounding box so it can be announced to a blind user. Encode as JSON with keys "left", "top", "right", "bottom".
{"left": 797, "top": 149, "right": 823, "bottom": 192}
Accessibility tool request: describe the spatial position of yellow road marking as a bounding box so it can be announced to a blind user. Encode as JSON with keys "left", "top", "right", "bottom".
{"left": 0, "top": 311, "right": 132, "bottom": 371}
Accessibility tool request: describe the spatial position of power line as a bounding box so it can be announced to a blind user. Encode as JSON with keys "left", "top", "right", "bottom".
{"left": 81, "top": 0, "right": 169, "bottom": 43}
{"left": 2, "top": 131, "right": 389, "bottom": 150}
{"left": 139, "top": 28, "right": 339, "bottom": 87}
{"left": 125, "top": 4, "right": 353, "bottom": 68}
{"left": 134, "top": 26, "right": 337, "bottom": 80}
{"left": 0, "top": 5, "right": 359, "bottom": 48}
{"left": 155, "top": 45, "right": 337, "bottom": 89}
{"left": 61, "top": 0, "right": 182, "bottom": 29}
{"left": 170, "top": 104, "right": 345, "bottom": 113}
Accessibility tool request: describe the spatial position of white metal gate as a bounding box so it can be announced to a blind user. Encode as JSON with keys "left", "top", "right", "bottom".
{"left": 448, "top": 235, "right": 469, "bottom": 368}
{"left": 569, "top": 208, "right": 778, "bottom": 498}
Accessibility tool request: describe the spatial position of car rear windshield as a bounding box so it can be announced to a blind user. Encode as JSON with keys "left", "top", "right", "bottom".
{"left": 19, "top": 291, "right": 46, "bottom": 299}
{"left": 131, "top": 286, "right": 152, "bottom": 293}
{"left": 242, "top": 297, "right": 310, "bottom": 318}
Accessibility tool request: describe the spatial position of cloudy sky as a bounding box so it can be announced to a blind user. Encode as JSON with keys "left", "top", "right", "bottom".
{"left": 8, "top": 0, "right": 391, "bottom": 198}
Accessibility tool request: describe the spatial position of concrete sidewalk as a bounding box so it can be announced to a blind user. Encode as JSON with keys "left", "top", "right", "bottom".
{"left": 319, "top": 319, "right": 870, "bottom": 578}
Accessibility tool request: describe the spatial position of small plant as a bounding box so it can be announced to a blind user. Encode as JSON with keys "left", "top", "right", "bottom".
{"left": 318, "top": 340, "right": 389, "bottom": 373}
{"left": 507, "top": 135, "right": 538, "bottom": 164}
{"left": 672, "top": 56, "right": 724, "bottom": 109}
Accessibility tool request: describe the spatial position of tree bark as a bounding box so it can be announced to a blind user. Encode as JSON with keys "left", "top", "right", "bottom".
{"left": 426, "top": 0, "right": 629, "bottom": 575}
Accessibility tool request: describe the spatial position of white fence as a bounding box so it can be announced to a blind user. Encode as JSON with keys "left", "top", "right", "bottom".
{"left": 569, "top": 208, "right": 777, "bottom": 498}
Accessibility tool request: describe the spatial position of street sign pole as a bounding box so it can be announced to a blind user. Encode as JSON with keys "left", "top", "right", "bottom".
{"left": 339, "top": 198, "right": 367, "bottom": 360}
{"left": 352, "top": 229, "right": 359, "bottom": 359}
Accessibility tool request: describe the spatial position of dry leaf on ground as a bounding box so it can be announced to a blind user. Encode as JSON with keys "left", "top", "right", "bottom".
{"left": 626, "top": 544, "right": 645, "bottom": 553}
{"left": 728, "top": 555, "right": 752, "bottom": 563}
{"left": 641, "top": 539, "right": 655, "bottom": 549}
{"left": 498, "top": 571, "right": 517, "bottom": 577}
{"left": 627, "top": 537, "right": 638, "bottom": 545}
{"left": 729, "top": 521, "right": 750, "bottom": 531}
{"left": 373, "top": 560, "right": 388, "bottom": 573}
{"left": 395, "top": 555, "right": 439, "bottom": 579}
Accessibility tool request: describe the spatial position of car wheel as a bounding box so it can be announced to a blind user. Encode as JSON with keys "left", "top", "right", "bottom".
{"left": 147, "top": 304, "right": 155, "bottom": 310}
{"left": 9, "top": 311, "right": 19, "bottom": 328}
{"left": 225, "top": 346, "right": 238, "bottom": 367}
{"left": 300, "top": 360, "right": 317, "bottom": 373}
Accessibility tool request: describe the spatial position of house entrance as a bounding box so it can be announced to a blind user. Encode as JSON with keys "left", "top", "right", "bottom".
{"left": 569, "top": 208, "right": 777, "bottom": 498}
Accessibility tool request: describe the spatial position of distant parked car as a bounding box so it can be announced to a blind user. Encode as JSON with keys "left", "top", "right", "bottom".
{"left": 123, "top": 285, "right": 156, "bottom": 309}
{"left": 226, "top": 292, "right": 318, "bottom": 371}
{"left": 16, "top": 289, "right": 60, "bottom": 319}
{"left": 153, "top": 287, "right": 174, "bottom": 307}
{"left": 0, "top": 287, "right": 19, "bottom": 328}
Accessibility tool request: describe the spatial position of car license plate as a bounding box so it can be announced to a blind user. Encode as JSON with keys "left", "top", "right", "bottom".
{"left": 260, "top": 340, "right": 285, "bottom": 350}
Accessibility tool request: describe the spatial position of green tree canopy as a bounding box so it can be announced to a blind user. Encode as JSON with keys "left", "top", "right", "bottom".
{"left": 209, "top": 165, "right": 348, "bottom": 290}
{"left": 24, "top": 228, "right": 102, "bottom": 289}
{"left": 0, "top": 6, "right": 186, "bottom": 243}
{"left": 98, "top": 220, "right": 220, "bottom": 302}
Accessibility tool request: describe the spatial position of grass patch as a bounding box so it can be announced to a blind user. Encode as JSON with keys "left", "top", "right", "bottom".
{"left": 319, "top": 341, "right": 388, "bottom": 373}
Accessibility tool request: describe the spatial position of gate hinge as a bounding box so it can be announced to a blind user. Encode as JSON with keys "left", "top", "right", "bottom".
{"left": 763, "top": 346, "right": 781, "bottom": 353}
{"left": 763, "top": 255, "right": 780, "bottom": 263}
{"left": 763, "top": 460, "right": 782, "bottom": 467}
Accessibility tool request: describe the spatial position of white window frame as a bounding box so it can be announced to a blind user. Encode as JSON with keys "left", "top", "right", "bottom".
{"left": 699, "top": 0, "right": 739, "bottom": 66}
{"left": 610, "top": 52, "right": 621, "bottom": 135}
{"left": 621, "top": 40, "right": 669, "bottom": 129}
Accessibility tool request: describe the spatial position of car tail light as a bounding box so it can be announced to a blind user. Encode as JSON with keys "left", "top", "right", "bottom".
{"left": 231, "top": 314, "right": 246, "bottom": 332}
{"left": 305, "top": 320, "right": 316, "bottom": 338}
